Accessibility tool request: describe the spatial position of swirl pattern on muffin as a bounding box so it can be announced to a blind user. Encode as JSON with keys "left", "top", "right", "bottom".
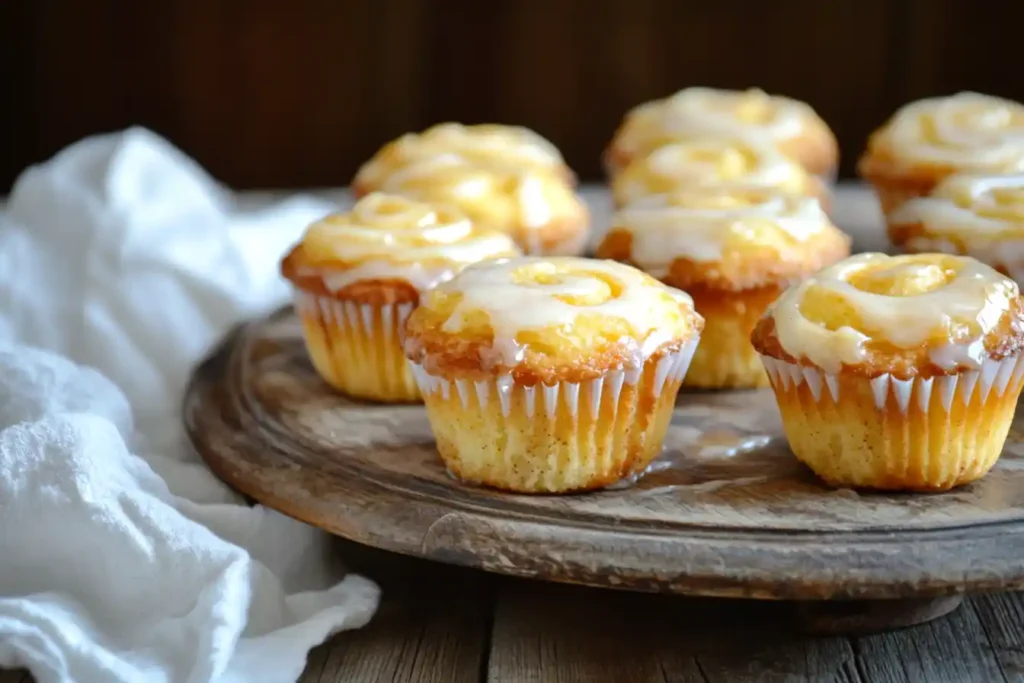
{"left": 353, "top": 124, "right": 588, "bottom": 255}
{"left": 888, "top": 173, "right": 1024, "bottom": 281}
{"left": 756, "top": 253, "right": 1023, "bottom": 376}
{"left": 601, "top": 189, "right": 849, "bottom": 289}
{"left": 606, "top": 87, "right": 838, "bottom": 180}
{"left": 859, "top": 93, "right": 1024, "bottom": 214}
{"left": 283, "top": 192, "right": 520, "bottom": 295}
{"left": 752, "top": 253, "right": 1024, "bottom": 490}
{"left": 610, "top": 134, "right": 826, "bottom": 208}
{"left": 282, "top": 193, "right": 520, "bottom": 402}
{"left": 353, "top": 122, "right": 572, "bottom": 190}
{"left": 405, "top": 256, "right": 700, "bottom": 383}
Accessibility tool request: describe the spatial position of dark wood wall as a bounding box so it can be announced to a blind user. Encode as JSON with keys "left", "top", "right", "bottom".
{"left": 3, "top": 0, "right": 1023, "bottom": 190}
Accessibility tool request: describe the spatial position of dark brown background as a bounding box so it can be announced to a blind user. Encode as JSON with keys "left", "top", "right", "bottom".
{"left": 3, "top": 0, "right": 1023, "bottom": 190}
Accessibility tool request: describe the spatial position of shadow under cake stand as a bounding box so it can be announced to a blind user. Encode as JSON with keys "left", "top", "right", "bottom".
{"left": 184, "top": 307, "right": 1024, "bottom": 635}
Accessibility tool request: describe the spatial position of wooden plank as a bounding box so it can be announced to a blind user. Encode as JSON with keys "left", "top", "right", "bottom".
{"left": 850, "top": 598, "right": 1008, "bottom": 683}
{"left": 969, "top": 592, "right": 1024, "bottom": 682}
{"left": 301, "top": 541, "right": 492, "bottom": 683}
{"left": 487, "top": 579, "right": 863, "bottom": 683}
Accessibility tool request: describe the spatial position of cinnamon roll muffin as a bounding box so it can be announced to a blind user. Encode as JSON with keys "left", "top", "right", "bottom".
{"left": 403, "top": 256, "right": 703, "bottom": 493}
{"left": 752, "top": 253, "right": 1024, "bottom": 491}
{"left": 610, "top": 134, "right": 830, "bottom": 209}
{"left": 597, "top": 188, "right": 850, "bottom": 388}
{"left": 888, "top": 173, "right": 1024, "bottom": 281}
{"left": 281, "top": 192, "right": 520, "bottom": 402}
{"left": 859, "top": 92, "right": 1024, "bottom": 215}
{"left": 353, "top": 123, "right": 589, "bottom": 256}
{"left": 606, "top": 87, "right": 838, "bottom": 182}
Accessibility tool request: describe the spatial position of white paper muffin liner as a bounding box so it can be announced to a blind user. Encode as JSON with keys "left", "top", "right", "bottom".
{"left": 408, "top": 338, "right": 699, "bottom": 492}
{"left": 760, "top": 354, "right": 1024, "bottom": 414}
{"left": 292, "top": 289, "right": 418, "bottom": 401}
{"left": 411, "top": 339, "right": 698, "bottom": 419}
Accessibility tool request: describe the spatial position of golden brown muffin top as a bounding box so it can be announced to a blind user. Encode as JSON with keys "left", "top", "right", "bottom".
{"left": 404, "top": 256, "right": 703, "bottom": 384}
{"left": 610, "top": 134, "right": 822, "bottom": 207}
{"left": 606, "top": 87, "right": 836, "bottom": 176}
{"left": 859, "top": 92, "right": 1024, "bottom": 178}
{"left": 281, "top": 193, "right": 520, "bottom": 296}
{"left": 751, "top": 253, "right": 1024, "bottom": 378}
{"left": 353, "top": 122, "right": 572, "bottom": 189}
{"left": 597, "top": 188, "right": 849, "bottom": 291}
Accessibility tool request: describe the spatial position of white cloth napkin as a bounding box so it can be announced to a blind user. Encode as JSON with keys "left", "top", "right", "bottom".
{"left": 0, "top": 128, "right": 380, "bottom": 683}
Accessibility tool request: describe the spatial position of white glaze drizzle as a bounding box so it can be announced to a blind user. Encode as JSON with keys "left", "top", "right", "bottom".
{"left": 877, "top": 92, "right": 1024, "bottom": 170}
{"left": 610, "top": 190, "right": 829, "bottom": 275}
{"left": 613, "top": 133, "right": 811, "bottom": 206}
{"left": 616, "top": 88, "right": 817, "bottom": 155}
{"left": 370, "top": 152, "right": 577, "bottom": 240}
{"left": 296, "top": 192, "right": 518, "bottom": 291}
{"left": 355, "top": 122, "right": 566, "bottom": 190}
{"left": 422, "top": 257, "right": 698, "bottom": 369}
{"left": 891, "top": 173, "right": 1024, "bottom": 279}
{"left": 768, "top": 253, "right": 1018, "bottom": 374}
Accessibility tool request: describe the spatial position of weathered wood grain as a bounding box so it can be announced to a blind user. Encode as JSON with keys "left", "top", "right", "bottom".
{"left": 488, "top": 580, "right": 866, "bottom": 683}
{"left": 183, "top": 303, "right": 1024, "bottom": 607}
{"left": 969, "top": 592, "right": 1024, "bottom": 682}
{"left": 12, "top": 0, "right": 1024, "bottom": 188}
{"left": 850, "top": 599, "right": 1009, "bottom": 683}
{"left": 298, "top": 542, "right": 491, "bottom": 683}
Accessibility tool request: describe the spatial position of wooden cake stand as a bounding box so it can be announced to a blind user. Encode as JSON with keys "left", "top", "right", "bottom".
{"left": 184, "top": 307, "right": 1024, "bottom": 635}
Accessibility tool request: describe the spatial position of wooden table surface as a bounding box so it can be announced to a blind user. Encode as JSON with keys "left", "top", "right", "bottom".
{"left": 4, "top": 538, "right": 1024, "bottom": 683}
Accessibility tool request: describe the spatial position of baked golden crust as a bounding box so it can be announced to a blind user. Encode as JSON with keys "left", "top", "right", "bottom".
{"left": 279, "top": 192, "right": 520, "bottom": 301}
{"left": 352, "top": 155, "right": 589, "bottom": 256}
{"left": 603, "top": 87, "right": 839, "bottom": 180}
{"left": 354, "top": 122, "right": 575, "bottom": 188}
{"left": 752, "top": 308, "right": 1024, "bottom": 379}
{"left": 282, "top": 246, "right": 422, "bottom": 305}
{"left": 403, "top": 257, "right": 704, "bottom": 384}
{"left": 596, "top": 190, "right": 850, "bottom": 291}
{"left": 610, "top": 135, "right": 830, "bottom": 209}
{"left": 597, "top": 229, "right": 849, "bottom": 292}
{"left": 751, "top": 253, "right": 1024, "bottom": 379}
{"left": 858, "top": 93, "right": 1024, "bottom": 214}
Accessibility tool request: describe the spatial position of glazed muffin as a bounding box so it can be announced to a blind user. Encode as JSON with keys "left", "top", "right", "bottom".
{"left": 353, "top": 123, "right": 589, "bottom": 256}
{"left": 887, "top": 172, "right": 1024, "bottom": 281}
{"left": 605, "top": 87, "right": 838, "bottom": 181}
{"left": 751, "top": 252, "right": 1024, "bottom": 491}
{"left": 403, "top": 256, "right": 704, "bottom": 493}
{"left": 281, "top": 192, "right": 520, "bottom": 402}
{"left": 353, "top": 122, "right": 574, "bottom": 188}
{"left": 610, "top": 134, "right": 830, "bottom": 209}
{"left": 597, "top": 189, "right": 850, "bottom": 388}
{"left": 859, "top": 92, "right": 1024, "bottom": 215}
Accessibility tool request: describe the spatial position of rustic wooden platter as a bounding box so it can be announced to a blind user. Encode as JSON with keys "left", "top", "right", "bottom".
{"left": 184, "top": 304, "right": 1024, "bottom": 634}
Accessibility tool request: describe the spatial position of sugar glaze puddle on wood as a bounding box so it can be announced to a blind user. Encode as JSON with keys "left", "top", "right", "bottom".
{"left": 184, "top": 307, "right": 1024, "bottom": 631}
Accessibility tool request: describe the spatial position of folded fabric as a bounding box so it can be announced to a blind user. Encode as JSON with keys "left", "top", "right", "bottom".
{"left": 0, "top": 129, "right": 379, "bottom": 683}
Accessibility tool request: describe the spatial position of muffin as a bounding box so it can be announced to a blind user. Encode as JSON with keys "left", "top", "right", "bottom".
{"left": 887, "top": 172, "right": 1024, "bottom": 281}
{"left": 859, "top": 92, "right": 1024, "bottom": 215}
{"left": 353, "top": 123, "right": 589, "bottom": 256}
{"left": 751, "top": 252, "right": 1024, "bottom": 491}
{"left": 605, "top": 87, "right": 839, "bottom": 181}
{"left": 610, "top": 133, "right": 830, "bottom": 209}
{"left": 403, "top": 256, "right": 704, "bottom": 493}
{"left": 597, "top": 189, "right": 850, "bottom": 388}
{"left": 281, "top": 192, "right": 520, "bottom": 402}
